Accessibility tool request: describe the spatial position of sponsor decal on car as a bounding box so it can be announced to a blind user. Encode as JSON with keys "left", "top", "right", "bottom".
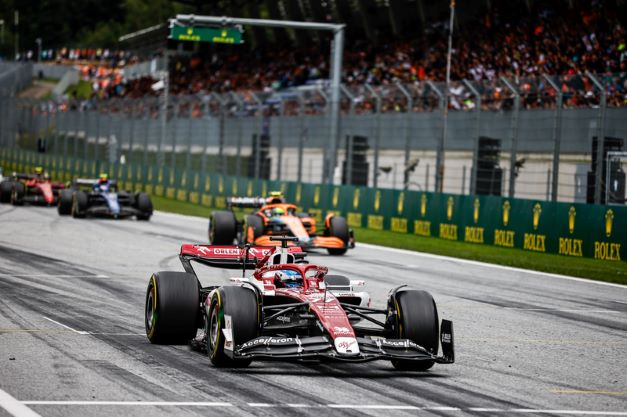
{"left": 334, "top": 337, "right": 359, "bottom": 355}
{"left": 275, "top": 315, "right": 291, "bottom": 323}
{"left": 240, "top": 337, "right": 295, "bottom": 350}
{"left": 213, "top": 248, "right": 242, "bottom": 256}
{"left": 223, "top": 314, "right": 233, "bottom": 351}
{"left": 333, "top": 326, "right": 352, "bottom": 335}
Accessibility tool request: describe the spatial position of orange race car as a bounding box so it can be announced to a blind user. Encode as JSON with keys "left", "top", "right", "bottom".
{"left": 208, "top": 192, "right": 355, "bottom": 255}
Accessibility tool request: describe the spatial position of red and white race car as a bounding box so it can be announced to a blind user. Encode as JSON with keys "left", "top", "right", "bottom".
{"left": 145, "top": 236, "right": 454, "bottom": 370}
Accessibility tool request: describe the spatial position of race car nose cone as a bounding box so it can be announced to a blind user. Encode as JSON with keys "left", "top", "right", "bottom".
{"left": 334, "top": 337, "right": 360, "bottom": 355}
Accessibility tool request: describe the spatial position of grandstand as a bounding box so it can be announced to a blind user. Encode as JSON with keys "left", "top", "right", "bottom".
{"left": 0, "top": 0, "right": 626, "bottom": 204}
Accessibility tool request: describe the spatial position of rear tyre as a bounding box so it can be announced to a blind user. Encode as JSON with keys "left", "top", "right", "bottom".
{"left": 207, "top": 286, "right": 259, "bottom": 367}
{"left": 209, "top": 211, "right": 237, "bottom": 244}
{"left": 324, "top": 274, "right": 351, "bottom": 291}
{"left": 72, "top": 191, "right": 88, "bottom": 218}
{"left": 58, "top": 189, "right": 73, "bottom": 215}
{"left": 243, "top": 214, "right": 264, "bottom": 244}
{"left": 145, "top": 271, "right": 200, "bottom": 344}
{"left": 10, "top": 182, "right": 25, "bottom": 206}
{"left": 327, "top": 216, "right": 349, "bottom": 255}
{"left": 0, "top": 181, "right": 13, "bottom": 203}
{"left": 391, "top": 290, "right": 439, "bottom": 371}
{"left": 136, "top": 192, "right": 153, "bottom": 221}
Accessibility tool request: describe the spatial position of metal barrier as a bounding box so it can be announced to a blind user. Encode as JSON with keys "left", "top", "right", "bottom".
{"left": 0, "top": 72, "right": 626, "bottom": 205}
{"left": 0, "top": 147, "right": 624, "bottom": 262}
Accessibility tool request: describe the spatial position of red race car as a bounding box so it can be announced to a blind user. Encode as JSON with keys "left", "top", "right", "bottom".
{"left": 144, "top": 236, "right": 454, "bottom": 370}
{"left": 0, "top": 167, "right": 65, "bottom": 206}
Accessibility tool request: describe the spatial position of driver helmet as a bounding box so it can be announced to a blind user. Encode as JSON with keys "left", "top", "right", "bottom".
{"left": 268, "top": 191, "right": 284, "bottom": 203}
{"left": 275, "top": 270, "right": 302, "bottom": 288}
{"left": 98, "top": 173, "right": 109, "bottom": 184}
{"left": 34, "top": 166, "right": 44, "bottom": 176}
{"left": 271, "top": 207, "right": 285, "bottom": 217}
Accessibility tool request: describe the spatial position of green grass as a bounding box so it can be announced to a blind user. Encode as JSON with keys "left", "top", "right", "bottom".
{"left": 151, "top": 195, "right": 627, "bottom": 285}
{"left": 65, "top": 80, "right": 93, "bottom": 100}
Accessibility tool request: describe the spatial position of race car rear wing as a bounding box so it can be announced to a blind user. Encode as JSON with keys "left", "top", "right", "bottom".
{"left": 179, "top": 244, "right": 306, "bottom": 272}
{"left": 74, "top": 179, "right": 118, "bottom": 186}
{"left": 226, "top": 196, "right": 268, "bottom": 209}
{"left": 8, "top": 172, "right": 41, "bottom": 180}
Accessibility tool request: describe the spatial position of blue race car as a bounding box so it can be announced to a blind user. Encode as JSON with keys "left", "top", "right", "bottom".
{"left": 58, "top": 174, "right": 153, "bottom": 220}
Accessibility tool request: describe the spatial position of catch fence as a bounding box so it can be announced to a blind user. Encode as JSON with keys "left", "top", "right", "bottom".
{"left": 0, "top": 72, "right": 626, "bottom": 205}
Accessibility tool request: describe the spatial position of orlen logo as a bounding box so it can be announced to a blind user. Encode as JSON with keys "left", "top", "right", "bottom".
{"left": 213, "top": 248, "right": 241, "bottom": 255}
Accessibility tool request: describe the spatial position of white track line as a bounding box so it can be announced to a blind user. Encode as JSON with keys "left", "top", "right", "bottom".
{"left": 328, "top": 404, "right": 420, "bottom": 410}
{"left": 0, "top": 389, "right": 42, "bottom": 417}
{"left": 0, "top": 274, "right": 108, "bottom": 278}
{"left": 358, "top": 242, "right": 627, "bottom": 289}
{"left": 22, "top": 401, "right": 231, "bottom": 407}
{"left": 16, "top": 401, "right": 627, "bottom": 414}
{"left": 42, "top": 316, "right": 89, "bottom": 335}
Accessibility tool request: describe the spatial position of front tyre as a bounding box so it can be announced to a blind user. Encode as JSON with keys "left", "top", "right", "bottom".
{"left": 209, "top": 211, "right": 237, "bottom": 244}
{"left": 243, "top": 214, "right": 264, "bottom": 244}
{"left": 0, "top": 181, "right": 13, "bottom": 203}
{"left": 327, "top": 216, "right": 349, "bottom": 255}
{"left": 72, "top": 191, "right": 88, "bottom": 218}
{"left": 58, "top": 189, "right": 73, "bottom": 215}
{"left": 207, "top": 286, "right": 259, "bottom": 367}
{"left": 10, "top": 182, "right": 25, "bottom": 206}
{"left": 145, "top": 271, "right": 200, "bottom": 344}
{"left": 135, "top": 192, "right": 153, "bottom": 221}
{"left": 391, "top": 290, "right": 439, "bottom": 371}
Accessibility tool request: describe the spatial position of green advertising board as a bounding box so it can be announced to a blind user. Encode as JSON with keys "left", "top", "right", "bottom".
{"left": 169, "top": 26, "right": 243, "bottom": 44}
{"left": 1, "top": 149, "right": 625, "bottom": 263}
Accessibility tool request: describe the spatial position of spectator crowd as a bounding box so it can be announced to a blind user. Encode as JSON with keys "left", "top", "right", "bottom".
{"left": 34, "top": 0, "right": 627, "bottom": 111}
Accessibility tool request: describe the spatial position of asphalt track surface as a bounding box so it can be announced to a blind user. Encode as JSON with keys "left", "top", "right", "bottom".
{"left": 0, "top": 205, "right": 625, "bottom": 417}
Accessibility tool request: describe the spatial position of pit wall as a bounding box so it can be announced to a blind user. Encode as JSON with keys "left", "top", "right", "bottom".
{"left": 1, "top": 147, "right": 624, "bottom": 262}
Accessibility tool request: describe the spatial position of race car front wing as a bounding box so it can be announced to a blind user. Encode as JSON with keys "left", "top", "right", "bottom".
{"left": 232, "top": 320, "right": 454, "bottom": 364}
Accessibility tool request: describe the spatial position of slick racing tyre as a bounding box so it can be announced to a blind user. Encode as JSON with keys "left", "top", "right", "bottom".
{"left": 207, "top": 286, "right": 259, "bottom": 368}
{"left": 391, "top": 290, "right": 439, "bottom": 371}
{"left": 243, "top": 214, "right": 264, "bottom": 244}
{"left": 324, "top": 274, "right": 351, "bottom": 291}
{"left": 71, "top": 191, "right": 88, "bottom": 218}
{"left": 0, "top": 181, "right": 13, "bottom": 203}
{"left": 145, "top": 271, "right": 200, "bottom": 344}
{"left": 135, "top": 192, "right": 153, "bottom": 221}
{"left": 58, "top": 189, "right": 73, "bottom": 215}
{"left": 327, "top": 216, "right": 349, "bottom": 255}
{"left": 209, "top": 211, "right": 237, "bottom": 244}
{"left": 10, "top": 182, "right": 25, "bottom": 206}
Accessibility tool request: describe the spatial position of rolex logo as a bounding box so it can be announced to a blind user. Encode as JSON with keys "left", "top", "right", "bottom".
{"left": 473, "top": 198, "right": 480, "bottom": 224}
{"left": 333, "top": 187, "right": 339, "bottom": 208}
{"left": 353, "top": 188, "right": 360, "bottom": 210}
{"left": 420, "top": 194, "right": 427, "bottom": 217}
{"left": 374, "top": 190, "right": 381, "bottom": 212}
{"left": 313, "top": 186, "right": 320, "bottom": 206}
{"left": 296, "top": 184, "right": 301, "bottom": 203}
